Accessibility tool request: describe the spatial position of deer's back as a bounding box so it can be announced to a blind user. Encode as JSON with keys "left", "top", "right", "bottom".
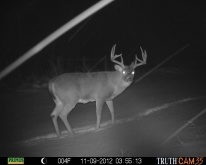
{"left": 49, "top": 72, "right": 118, "bottom": 104}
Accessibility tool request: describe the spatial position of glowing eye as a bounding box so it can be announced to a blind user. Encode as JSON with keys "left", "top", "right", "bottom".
{"left": 132, "top": 71, "right": 135, "bottom": 74}
{"left": 123, "top": 70, "right": 126, "bottom": 74}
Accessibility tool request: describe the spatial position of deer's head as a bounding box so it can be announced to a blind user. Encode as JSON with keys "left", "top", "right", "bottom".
{"left": 111, "top": 44, "right": 147, "bottom": 83}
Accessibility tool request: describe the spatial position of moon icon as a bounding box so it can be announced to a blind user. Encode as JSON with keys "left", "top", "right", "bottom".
{"left": 41, "top": 158, "right": 47, "bottom": 164}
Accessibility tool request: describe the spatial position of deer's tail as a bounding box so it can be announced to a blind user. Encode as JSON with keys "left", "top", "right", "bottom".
{"left": 48, "top": 79, "right": 57, "bottom": 101}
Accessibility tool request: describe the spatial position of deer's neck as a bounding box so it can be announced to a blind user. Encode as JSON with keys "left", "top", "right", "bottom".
{"left": 108, "top": 71, "right": 132, "bottom": 99}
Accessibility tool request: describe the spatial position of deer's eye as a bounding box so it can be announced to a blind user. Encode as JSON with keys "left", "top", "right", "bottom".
{"left": 132, "top": 71, "right": 135, "bottom": 75}
{"left": 123, "top": 70, "right": 127, "bottom": 74}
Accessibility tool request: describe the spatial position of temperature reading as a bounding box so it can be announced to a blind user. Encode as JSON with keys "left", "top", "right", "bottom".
{"left": 57, "top": 158, "right": 71, "bottom": 164}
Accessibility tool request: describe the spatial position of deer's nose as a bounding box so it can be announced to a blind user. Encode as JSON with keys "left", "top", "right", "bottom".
{"left": 127, "top": 75, "right": 134, "bottom": 82}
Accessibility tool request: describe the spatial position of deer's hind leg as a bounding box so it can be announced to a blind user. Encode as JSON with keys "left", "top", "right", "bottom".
{"left": 51, "top": 102, "right": 63, "bottom": 137}
{"left": 59, "top": 103, "right": 76, "bottom": 136}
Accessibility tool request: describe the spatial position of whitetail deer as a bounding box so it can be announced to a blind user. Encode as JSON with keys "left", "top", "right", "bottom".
{"left": 48, "top": 44, "right": 147, "bottom": 136}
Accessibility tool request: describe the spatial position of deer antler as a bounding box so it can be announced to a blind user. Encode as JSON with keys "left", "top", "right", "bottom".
{"left": 111, "top": 44, "right": 125, "bottom": 68}
{"left": 133, "top": 47, "right": 147, "bottom": 68}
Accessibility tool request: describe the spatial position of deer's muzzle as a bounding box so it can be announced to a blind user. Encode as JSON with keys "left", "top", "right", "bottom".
{"left": 126, "top": 75, "right": 134, "bottom": 83}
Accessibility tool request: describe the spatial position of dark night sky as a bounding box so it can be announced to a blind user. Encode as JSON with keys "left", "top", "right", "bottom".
{"left": 0, "top": 0, "right": 205, "bottom": 78}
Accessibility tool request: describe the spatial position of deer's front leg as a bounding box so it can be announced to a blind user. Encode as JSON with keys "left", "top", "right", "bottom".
{"left": 95, "top": 99, "right": 105, "bottom": 130}
{"left": 106, "top": 100, "right": 115, "bottom": 124}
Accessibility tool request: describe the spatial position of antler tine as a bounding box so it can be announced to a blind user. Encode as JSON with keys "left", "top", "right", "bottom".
{"left": 111, "top": 44, "right": 125, "bottom": 67}
{"left": 111, "top": 44, "right": 116, "bottom": 58}
{"left": 133, "top": 47, "right": 147, "bottom": 69}
{"left": 140, "top": 46, "right": 147, "bottom": 62}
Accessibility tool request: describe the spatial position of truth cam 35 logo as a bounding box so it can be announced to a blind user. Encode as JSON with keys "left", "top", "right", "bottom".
{"left": 156, "top": 157, "right": 204, "bottom": 165}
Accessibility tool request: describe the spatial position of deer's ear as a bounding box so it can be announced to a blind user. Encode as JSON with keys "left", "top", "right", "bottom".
{"left": 114, "top": 65, "right": 123, "bottom": 72}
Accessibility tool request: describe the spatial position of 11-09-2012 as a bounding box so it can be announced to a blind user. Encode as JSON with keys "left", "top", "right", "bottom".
{"left": 80, "top": 157, "right": 142, "bottom": 164}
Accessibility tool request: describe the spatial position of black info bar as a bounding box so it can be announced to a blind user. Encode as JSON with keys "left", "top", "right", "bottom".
{"left": 1, "top": 157, "right": 205, "bottom": 165}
